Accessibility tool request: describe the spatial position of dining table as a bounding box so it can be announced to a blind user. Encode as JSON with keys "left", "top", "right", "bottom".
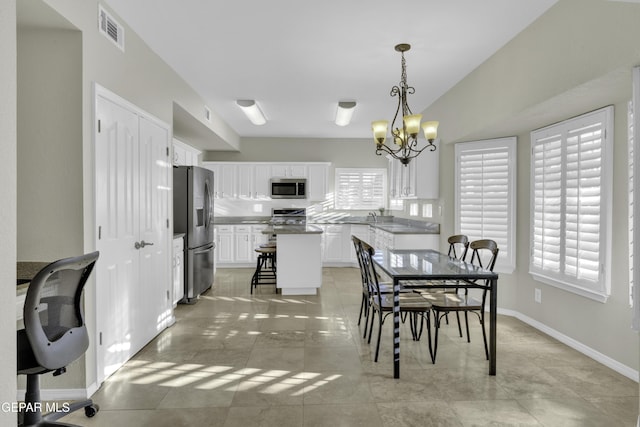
{"left": 371, "top": 248, "right": 499, "bottom": 379}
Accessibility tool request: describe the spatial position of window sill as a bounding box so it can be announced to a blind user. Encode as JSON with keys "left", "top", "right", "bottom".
{"left": 530, "top": 272, "right": 609, "bottom": 303}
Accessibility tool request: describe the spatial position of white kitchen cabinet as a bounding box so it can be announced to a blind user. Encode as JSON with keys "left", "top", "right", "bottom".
{"left": 234, "top": 225, "right": 252, "bottom": 263}
{"left": 215, "top": 225, "right": 234, "bottom": 264}
{"left": 173, "top": 138, "right": 201, "bottom": 166}
{"left": 237, "top": 164, "right": 271, "bottom": 199}
{"left": 307, "top": 163, "right": 329, "bottom": 201}
{"left": 321, "top": 224, "right": 345, "bottom": 263}
{"left": 253, "top": 164, "right": 271, "bottom": 198}
{"left": 172, "top": 236, "right": 184, "bottom": 306}
{"left": 271, "top": 163, "right": 307, "bottom": 178}
{"left": 388, "top": 140, "right": 439, "bottom": 199}
{"left": 204, "top": 162, "right": 236, "bottom": 198}
{"left": 251, "top": 225, "right": 269, "bottom": 262}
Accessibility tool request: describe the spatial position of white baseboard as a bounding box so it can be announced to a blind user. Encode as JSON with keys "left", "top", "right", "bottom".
{"left": 498, "top": 307, "right": 639, "bottom": 382}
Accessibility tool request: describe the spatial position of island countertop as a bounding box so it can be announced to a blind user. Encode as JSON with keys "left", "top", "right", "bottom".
{"left": 262, "top": 225, "right": 324, "bottom": 235}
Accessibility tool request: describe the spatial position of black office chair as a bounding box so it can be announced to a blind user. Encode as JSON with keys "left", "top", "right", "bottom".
{"left": 17, "top": 251, "right": 100, "bottom": 426}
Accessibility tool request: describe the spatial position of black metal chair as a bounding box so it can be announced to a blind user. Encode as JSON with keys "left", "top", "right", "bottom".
{"left": 250, "top": 245, "right": 277, "bottom": 294}
{"left": 17, "top": 251, "right": 100, "bottom": 426}
{"left": 359, "top": 240, "right": 433, "bottom": 363}
{"left": 414, "top": 235, "right": 470, "bottom": 336}
{"left": 427, "top": 239, "right": 498, "bottom": 362}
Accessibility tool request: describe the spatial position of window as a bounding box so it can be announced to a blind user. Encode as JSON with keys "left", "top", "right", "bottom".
{"left": 529, "top": 106, "right": 613, "bottom": 302}
{"left": 455, "top": 137, "right": 517, "bottom": 273}
{"left": 334, "top": 168, "right": 387, "bottom": 210}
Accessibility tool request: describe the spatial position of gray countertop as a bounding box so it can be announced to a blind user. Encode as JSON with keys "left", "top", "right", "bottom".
{"left": 215, "top": 216, "right": 439, "bottom": 235}
{"left": 262, "top": 225, "right": 324, "bottom": 235}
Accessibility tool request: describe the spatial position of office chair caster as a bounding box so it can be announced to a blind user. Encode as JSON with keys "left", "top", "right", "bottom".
{"left": 85, "top": 403, "right": 99, "bottom": 418}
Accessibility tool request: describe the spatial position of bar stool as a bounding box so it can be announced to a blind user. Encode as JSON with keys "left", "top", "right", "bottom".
{"left": 250, "top": 245, "right": 277, "bottom": 294}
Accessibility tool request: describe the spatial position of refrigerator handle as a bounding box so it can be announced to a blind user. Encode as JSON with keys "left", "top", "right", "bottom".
{"left": 204, "top": 180, "right": 213, "bottom": 228}
{"left": 193, "top": 243, "right": 215, "bottom": 255}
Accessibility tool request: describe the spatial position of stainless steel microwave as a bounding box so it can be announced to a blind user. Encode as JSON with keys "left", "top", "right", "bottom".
{"left": 270, "top": 178, "right": 307, "bottom": 199}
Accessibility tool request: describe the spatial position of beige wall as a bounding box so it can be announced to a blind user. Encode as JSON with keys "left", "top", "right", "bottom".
{"left": 424, "top": 0, "right": 640, "bottom": 372}
{"left": 17, "top": 26, "right": 85, "bottom": 389}
{"left": 12, "top": 0, "right": 243, "bottom": 395}
{"left": 1, "top": 0, "right": 18, "bottom": 423}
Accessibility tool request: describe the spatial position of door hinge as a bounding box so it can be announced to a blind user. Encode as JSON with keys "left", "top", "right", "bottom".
{"left": 98, "top": 226, "right": 102, "bottom": 240}
{"left": 98, "top": 120, "right": 101, "bottom": 133}
{"left": 99, "top": 332, "right": 102, "bottom": 346}
{"left": 166, "top": 147, "right": 170, "bottom": 157}
{"left": 167, "top": 219, "right": 170, "bottom": 229}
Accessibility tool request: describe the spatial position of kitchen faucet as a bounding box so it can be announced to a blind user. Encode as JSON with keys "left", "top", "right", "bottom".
{"left": 368, "top": 211, "right": 378, "bottom": 223}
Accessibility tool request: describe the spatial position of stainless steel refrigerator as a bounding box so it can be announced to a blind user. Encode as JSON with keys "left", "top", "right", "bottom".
{"left": 173, "top": 166, "right": 215, "bottom": 303}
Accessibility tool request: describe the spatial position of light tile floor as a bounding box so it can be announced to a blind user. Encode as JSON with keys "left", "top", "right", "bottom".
{"left": 62, "top": 267, "right": 639, "bottom": 426}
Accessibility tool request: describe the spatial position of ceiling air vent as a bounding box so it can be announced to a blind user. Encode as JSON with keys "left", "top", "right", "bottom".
{"left": 98, "top": 5, "right": 125, "bottom": 52}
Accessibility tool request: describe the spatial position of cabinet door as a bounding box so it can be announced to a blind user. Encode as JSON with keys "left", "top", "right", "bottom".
{"left": 237, "top": 164, "right": 253, "bottom": 199}
{"left": 172, "top": 238, "right": 184, "bottom": 305}
{"left": 254, "top": 164, "right": 271, "bottom": 199}
{"left": 216, "top": 231, "right": 234, "bottom": 263}
{"left": 307, "top": 164, "right": 328, "bottom": 201}
{"left": 206, "top": 163, "right": 236, "bottom": 199}
{"left": 234, "top": 229, "right": 252, "bottom": 262}
{"left": 289, "top": 164, "right": 307, "bottom": 178}
{"left": 322, "top": 225, "right": 344, "bottom": 262}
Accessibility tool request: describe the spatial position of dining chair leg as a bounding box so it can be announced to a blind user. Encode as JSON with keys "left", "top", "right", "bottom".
{"left": 408, "top": 313, "right": 420, "bottom": 341}
{"left": 367, "top": 309, "right": 376, "bottom": 344}
{"left": 456, "top": 312, "right": 463, "bottom": 337}
{"left": 357, "top": 294, "right": 366, "bottom": 325}
{"left": 374, "top": 309, "right": 383, "bottom": 362}
{"left": 464, "top": 311, "right": 471, "bottom": 343}
{"left": 425, "top": 311, "right": 434, "bottom": 363}
{"left": 480, "top": 312, "right": 489, "bottom": 360}
{"left": 363, "top": 300, "right": 372, "bottom": 339}
{"left": 432, "top": 310, "right": 441, "bottom": 363}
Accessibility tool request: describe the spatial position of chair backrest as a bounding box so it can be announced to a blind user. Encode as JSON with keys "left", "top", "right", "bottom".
{"left": 359, "top": 240, "right": 382, "bottom": 296}
{"left": 351, "top": 235, "right": 369, "bottom": 295}
{"left": 468, "top": 239, "right": 499, "bottom": 272}
{"left": 23, "top": 251, "right": 99, "bottom": 371}
{"left": 447, "top": 235, "right": 469, "bottom": 261}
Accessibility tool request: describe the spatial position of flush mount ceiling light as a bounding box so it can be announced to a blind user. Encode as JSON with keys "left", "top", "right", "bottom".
{"left": 372, "top": 43, "right": 439, "bottom": 165}
{"left": 335, "top": 101, "right": 356, "bottom": 126}
{"left": 236, "top": 100, "right": 267, "bottom": 125}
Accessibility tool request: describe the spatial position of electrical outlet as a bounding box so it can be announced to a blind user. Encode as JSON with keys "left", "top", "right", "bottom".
{"left": 534, "top": 288, "right": 542, "bottom": 304}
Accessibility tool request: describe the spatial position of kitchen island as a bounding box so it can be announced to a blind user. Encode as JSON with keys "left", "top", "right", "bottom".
{"left": 263, "top": 225, "right": 323, "bottom": 295}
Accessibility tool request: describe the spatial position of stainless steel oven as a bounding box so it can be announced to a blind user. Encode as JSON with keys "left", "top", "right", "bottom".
{"left": 270, "top": 178, "right": 307, "bottom": 199}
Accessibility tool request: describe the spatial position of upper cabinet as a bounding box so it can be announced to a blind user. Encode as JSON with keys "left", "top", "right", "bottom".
{"left": 271, "top": 164, "right": 307, "bottom": 178}
{"left": 389, "top": 140, "right": 439, "bottom": 200}
{"left": 202, "top": 162, "right": 329, "bottom": 201}
{"left": 172, "top": 138, "right": 201, "bottom": 166}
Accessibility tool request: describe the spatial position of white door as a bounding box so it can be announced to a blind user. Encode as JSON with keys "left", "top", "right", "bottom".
{"left": 94, "top": 88, "right": 171, "bottom": 383}
{"left": 95, "top": 95, "right": 140, "bottom": 381}
{"left": 136, "top": 116, "right": 172, "bottom": 347}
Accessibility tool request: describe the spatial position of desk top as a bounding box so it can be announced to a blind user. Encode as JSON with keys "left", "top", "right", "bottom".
{"left": 372, "top": 249, "right": 498, "bottom": 281}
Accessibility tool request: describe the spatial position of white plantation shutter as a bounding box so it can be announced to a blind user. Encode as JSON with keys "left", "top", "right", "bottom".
{"left": 455, "top": 137, "right": 516, "bottom": 273}
{"left": 529, "top": 106, "right": 613, "bottom": 302}
{"left": 335, "top": 168, "right": 387, "bottom": 210}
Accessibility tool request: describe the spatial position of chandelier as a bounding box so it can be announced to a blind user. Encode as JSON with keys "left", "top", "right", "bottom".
{"left": 371, "top": 43, "right": 439, "bottom": 165}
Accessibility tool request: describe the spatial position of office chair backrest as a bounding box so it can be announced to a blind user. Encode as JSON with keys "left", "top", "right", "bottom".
{"left": 23, "top": 251, "right": 99, "bottom": 371}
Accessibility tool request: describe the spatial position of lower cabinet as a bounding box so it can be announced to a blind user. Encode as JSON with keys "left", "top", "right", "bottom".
{"left": 215, "top": 223, "right": 439, "bottom": 267}
{"left": 172, "top": 236, "right": 184, "bottom": 306}
{"left": 215, "top": 224, "right": 269, "bottom": 267}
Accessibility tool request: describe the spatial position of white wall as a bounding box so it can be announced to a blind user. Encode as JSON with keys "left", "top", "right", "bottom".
{"left": 424, "top": 0, "right": 640, "bottom": 374}
{"left": 0, "top": 0, "right": 18, "bottom": 423}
